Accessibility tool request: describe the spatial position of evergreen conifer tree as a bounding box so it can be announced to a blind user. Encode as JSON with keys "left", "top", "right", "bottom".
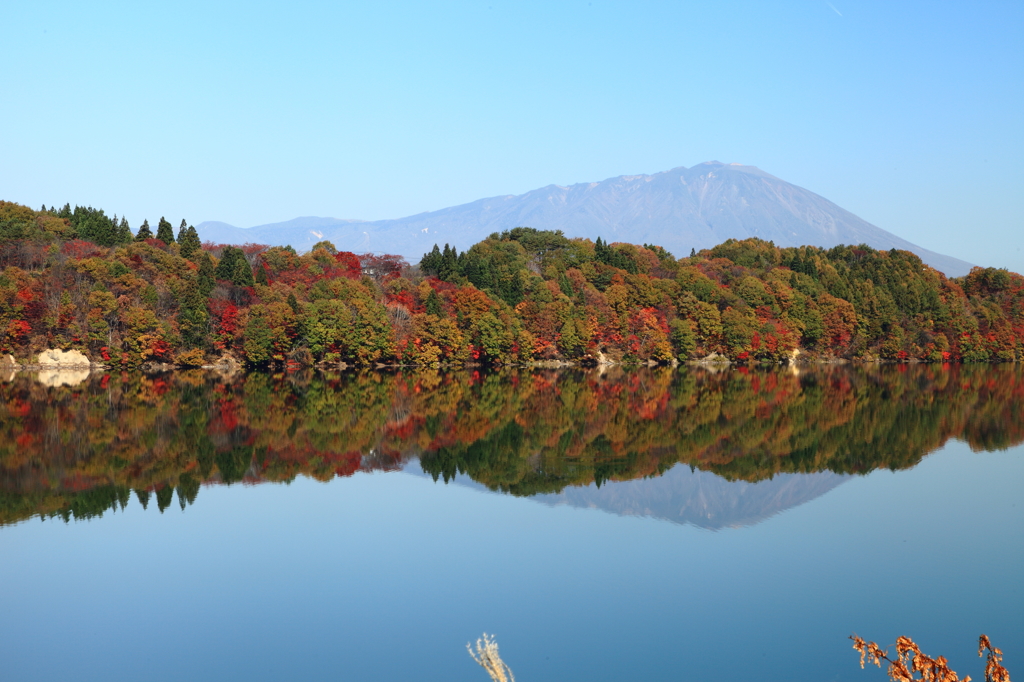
{"left": 178, "top": 223, "right": 202, "bottom": 260}
{"left": 215, "top": 246, "right": 255, "bottom": 287}
{"left": 215, "top": 247, "right": 238, "bottom": 280}
{"left": 136, "top": 219, "right": 153, "bottom": 241}
{"left": 156, "top": 217, "right": 175, "bottom": 244}
{"left": 72, "top": 206, "right": 117, "bottom": 246}
{"left": 558, "top": 270, "right": 574, "bottom": 297}
{"left": 420, "top": 244, "right": 442, "bottom": 275}
{"left": 438, "top": 244, "right": 459, "bottom": 281}
{"left": 197, "top": 251, "right": 216, "bottom": 297}
{"left": 233, "top": 256, "right": 256, "bottom": 287}
{"left": 425, "top": 289, "right": 443, "bottom": 317}
{"left": 156, "top": 486, "right": 174, "bottom": 513}
{"left": 115, "top": 217, "right": 132, "bottom": 244}
{"left": 177, "top": 273, "right": 208, "bottom": 349}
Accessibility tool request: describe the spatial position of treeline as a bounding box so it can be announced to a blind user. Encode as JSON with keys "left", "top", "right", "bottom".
{"left": 2, "top": 200, "right": 1024, "bottom": 366}
{"left": 2, "top": 363, "right": 1023, "bottom": 525}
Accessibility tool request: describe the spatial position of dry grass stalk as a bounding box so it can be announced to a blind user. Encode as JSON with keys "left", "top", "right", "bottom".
{"left": 851, "top": 634, "right": 1011, "bottom": 682}
{"left": 467, "top": 633, "right": 516, "bottom": 682}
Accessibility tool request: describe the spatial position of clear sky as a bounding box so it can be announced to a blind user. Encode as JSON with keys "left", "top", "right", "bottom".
{"left": 2, "top": 1, "right": 1022, "bottom": 272}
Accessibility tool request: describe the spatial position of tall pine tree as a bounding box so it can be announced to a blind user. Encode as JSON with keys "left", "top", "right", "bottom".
{"left": 72, "top": 206, "right": 117, "bottom": 246}
{"left": 197, "top": 251, "right": 216, "bottom": 296}
{"left": 215, "top": 246, "right": 255, "bottom": 287}
{"left": 438, "top": 244, "right": 459, "bottom": 281}
{"left": 156, "top": 217, "right": 175, "bottom": 244}
{"left": 178, "top": 223, "right": 202, "bottom": 260}
{"left": 177, "top": 273, "right": 208, "bottom": 349}
{"left": 420, "top": 244, "right": 442, "bottom": 275}
{"left": 136, "top": 219, "right": 153, "bottom": 241}
{"left": 115, "top": 217, "right": 132, "bottom": 244}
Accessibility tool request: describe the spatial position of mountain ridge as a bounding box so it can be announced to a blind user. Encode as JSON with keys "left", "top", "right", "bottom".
{"left": 198, "top": 162, "right": 974, "bottom": 277}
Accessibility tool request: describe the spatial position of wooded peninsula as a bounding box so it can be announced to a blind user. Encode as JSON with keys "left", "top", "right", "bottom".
{"left": 1, "top": 200, "right": 1022, "bottom": 367}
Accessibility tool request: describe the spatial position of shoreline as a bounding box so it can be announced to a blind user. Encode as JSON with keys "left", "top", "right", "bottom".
{"left": 0, "top": 353, "right": 1015, "bottom": 379}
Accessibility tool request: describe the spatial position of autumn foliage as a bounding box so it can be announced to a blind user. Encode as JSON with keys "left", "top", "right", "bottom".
{"left": 2, "top": 201, "right": 1024, "bottom": 366}
{"left": 852, "top": 634, "right": 1010, "bottom": 682}
{"left": 3, "top": 362, "right": 1023, "bottom": 525}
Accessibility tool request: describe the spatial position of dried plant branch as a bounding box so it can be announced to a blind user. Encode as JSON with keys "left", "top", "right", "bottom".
{"left": 979, "top": 636, "right": 1011, "bottom": 682}
{"left": 467, "top": 633, "right": 516, "bottom": 682}
{"left": 851, "top": 634, "right": 1011, "bottom": 682}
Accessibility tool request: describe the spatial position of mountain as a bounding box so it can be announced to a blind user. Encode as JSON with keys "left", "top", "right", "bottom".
{"left": 532, "top": 466, "right": 850, "bottom": 530}
{"left": 407, "top": 463, "right": 851, "bottom": 530}
{"left": 197, "top": 162, "right": 974, "bottom": 277}
{"left": 197, "top": 216, "right": 367, "bottom": 252}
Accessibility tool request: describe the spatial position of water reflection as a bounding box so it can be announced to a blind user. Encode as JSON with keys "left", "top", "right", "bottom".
{"left": 1, "top": 364, "right": 1022, "bottom": 527}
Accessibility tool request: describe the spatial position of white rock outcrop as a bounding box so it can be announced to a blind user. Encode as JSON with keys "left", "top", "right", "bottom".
{"left": 37, "top": 348, "right": 91, "bottom": 367}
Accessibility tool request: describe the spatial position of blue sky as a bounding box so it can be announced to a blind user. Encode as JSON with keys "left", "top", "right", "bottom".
{"left": 2, "top": 1, "right": 1022, "bottom": 272}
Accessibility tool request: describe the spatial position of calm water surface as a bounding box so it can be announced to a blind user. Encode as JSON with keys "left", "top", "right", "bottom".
{"left": 0, "top": 365, "right": 1021, "bottom": 681}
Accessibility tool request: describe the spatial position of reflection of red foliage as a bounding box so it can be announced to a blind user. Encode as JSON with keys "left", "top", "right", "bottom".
{"left": 212, "top": 398, "right": 239, "bottom": 433}
{"left": 334, "top": 452, "right": 362, "bottom": 478}
{"left": 11, "top": 398, "right": 31, "bottom": 418}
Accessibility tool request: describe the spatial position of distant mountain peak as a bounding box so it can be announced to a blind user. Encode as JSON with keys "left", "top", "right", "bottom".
{"left": 196, "top": 163, "right": 973, "bottom": 276}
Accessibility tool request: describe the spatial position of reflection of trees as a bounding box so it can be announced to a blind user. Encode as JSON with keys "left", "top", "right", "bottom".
{"left": 1, "top": 363, "right": 1023, "bottom": 525}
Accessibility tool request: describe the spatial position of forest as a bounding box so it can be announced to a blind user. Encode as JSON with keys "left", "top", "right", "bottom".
{"left": 2, "top": 200, "right": 1024, "bottom": 367}
{"left": 2, "top": 363, "right": 1023, "bottom": 525}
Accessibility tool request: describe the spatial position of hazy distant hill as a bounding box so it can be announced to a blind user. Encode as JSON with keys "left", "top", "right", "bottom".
{"left": 198, "top": 162, "right": 973, "bottom": 276}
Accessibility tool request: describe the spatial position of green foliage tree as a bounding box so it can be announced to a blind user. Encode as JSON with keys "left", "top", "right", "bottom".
{"left": 177, "top": 273, "right": 209, "bottom": 349}
{"left": 420, "top": 244, "right": 443, "bottom": 275}
{"left": 71, "top": 206, "right": 130, "bottom": 247}
{"left": 243, "top": 306, "right": 273, "bottom": 363}
{"left": 311, "top": 240, "right": 337, "bottom": 254}
{"left": 438, "top": 244, "right": 459, "bottom": 281}
{"left": 156, "top": 217, "right": 175, "bottom": 244}
{"left": 669, "top": 318, "right": 696, "bottom": 358}
{"left": 197, "top": 251, "right": 216, "bottom": 297}
{"left": 135, "top": 219, "right": 153, "bottom": 241}
{"left": 178, "top": 222, "right": 202, "bottom": 260}
{"left": 114, "top": 217, "right": 132, "bottom": 244}
{"left": 215, "top": 246, "right": 255, "bottom": 287}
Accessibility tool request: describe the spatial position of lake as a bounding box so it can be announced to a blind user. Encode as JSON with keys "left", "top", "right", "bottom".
{"left": 1, "top": 364, "right": 1021, "bottom": 681}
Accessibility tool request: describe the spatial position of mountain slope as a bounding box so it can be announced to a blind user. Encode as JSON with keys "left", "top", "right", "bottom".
{"left": 533, "top": 466, "right": 851, "bottom": 530}
{"left": 198, "top": 162, "right": 974, "bottom": 276}
{"left": 408, "top": 464, "right": 851, "bottom": 530}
